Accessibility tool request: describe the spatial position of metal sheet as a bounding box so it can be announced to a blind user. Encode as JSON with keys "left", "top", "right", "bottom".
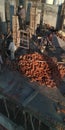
{"left": 0, "top": 69, "right": 38, "bottom": 106}
{"left": 0, "top": 113, "right": 24, "bottom": 130}
{"left": 26, "top": 93, "right": 65, "bottom": 129}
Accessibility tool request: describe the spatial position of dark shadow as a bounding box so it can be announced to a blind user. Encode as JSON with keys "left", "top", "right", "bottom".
{"left": 59, "top": 80, "right": 65, "bottom": 96}
{"left": 56, "top": 5, "right": 62, "bottom": 30}
{"left": 19, "top": 0, "right": 24, "bottom": 6}
{"left": 26, "top": 2, "right": 31, "bottom": 24}
{"left": 10, "top": 5, "right": 14, "bottom": 31}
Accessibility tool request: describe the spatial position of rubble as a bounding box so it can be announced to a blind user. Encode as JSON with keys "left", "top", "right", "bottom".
{"left": 18, "top": 52, "right": 65, "bottom": 88}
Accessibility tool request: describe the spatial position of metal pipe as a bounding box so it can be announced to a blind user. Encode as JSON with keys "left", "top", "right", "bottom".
{"left": 4, "top": 99, "right": 10, "bottom": 118}
{"left": 30, "top": 114, "right": 35, "bottom": 130}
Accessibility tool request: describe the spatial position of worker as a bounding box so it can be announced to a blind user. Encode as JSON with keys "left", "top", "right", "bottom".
{"left": 8, "top": 39, "right": 16, "bottom": 60}
{"left": 36, "top": 24, "right": 41, "bottom": 36}
{"left": 46, "top": 31, "right": 53, "bottom": 47}
{"left": 0, "top": 49, "right": 3, "bottom": 72}
{"left": 17, "top": 5, "right": 26, "bottom": 30}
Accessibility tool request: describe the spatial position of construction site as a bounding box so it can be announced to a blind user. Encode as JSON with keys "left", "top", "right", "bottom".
{"left": 0, "top": 0, "right": 65, "bottom": 130}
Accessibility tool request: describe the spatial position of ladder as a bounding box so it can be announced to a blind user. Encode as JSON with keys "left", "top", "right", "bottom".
{"left": 20, "top": 29, "right": 30, "bottom": 49}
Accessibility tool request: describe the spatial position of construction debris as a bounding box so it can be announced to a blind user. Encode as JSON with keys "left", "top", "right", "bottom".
{"left": 44, "top": 24, "right": 65, "bottom": 42}
{"left": 18, "top": 52, "right": 65, "bottom": 88}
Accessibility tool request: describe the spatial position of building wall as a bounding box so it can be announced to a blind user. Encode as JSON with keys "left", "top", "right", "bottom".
{"left": 0, "top": 0, "right": 5, "bottom": 22}
{"left": 0, "top": 0, "right": 19, "bottom": 33}
{"left": 29, "top": 3, "right": 62, "bottom": 30}
{"left": 43, "top": 4, "right": 62, "bottom": 29}
{"left": 0, "top": 0, "right": 7, "bottom": 33}
{"left": 26, "top": 1, "right": 32, "bottom": 23}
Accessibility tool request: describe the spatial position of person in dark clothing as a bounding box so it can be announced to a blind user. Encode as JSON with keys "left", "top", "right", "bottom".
{"left": 36, "top": 24, "right": 41, "bottom": 36}
{"left": 46, "top": 31, "right": 53, "bottom": 47}
{"left": 17, "top": 5, "right": 26, "bottom": 30}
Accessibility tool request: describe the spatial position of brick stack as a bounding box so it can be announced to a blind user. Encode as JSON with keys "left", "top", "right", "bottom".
{"left": 18, "top": 52, "right": 65, "bottom": 88}
{"left": 12, "top": 15, "right": 20, "bottom": 47}
{"left": 6, "top": 59, "right": 17, "bottom": 71}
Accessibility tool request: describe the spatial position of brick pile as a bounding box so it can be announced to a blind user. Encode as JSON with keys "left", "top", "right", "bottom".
{"left": 18, "top": 52, "right": 65, "bottom": 88}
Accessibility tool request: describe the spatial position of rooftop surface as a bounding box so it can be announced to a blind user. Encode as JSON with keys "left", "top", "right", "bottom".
{"left": 0, "top": 35, "right": 65, "bottom": 129}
